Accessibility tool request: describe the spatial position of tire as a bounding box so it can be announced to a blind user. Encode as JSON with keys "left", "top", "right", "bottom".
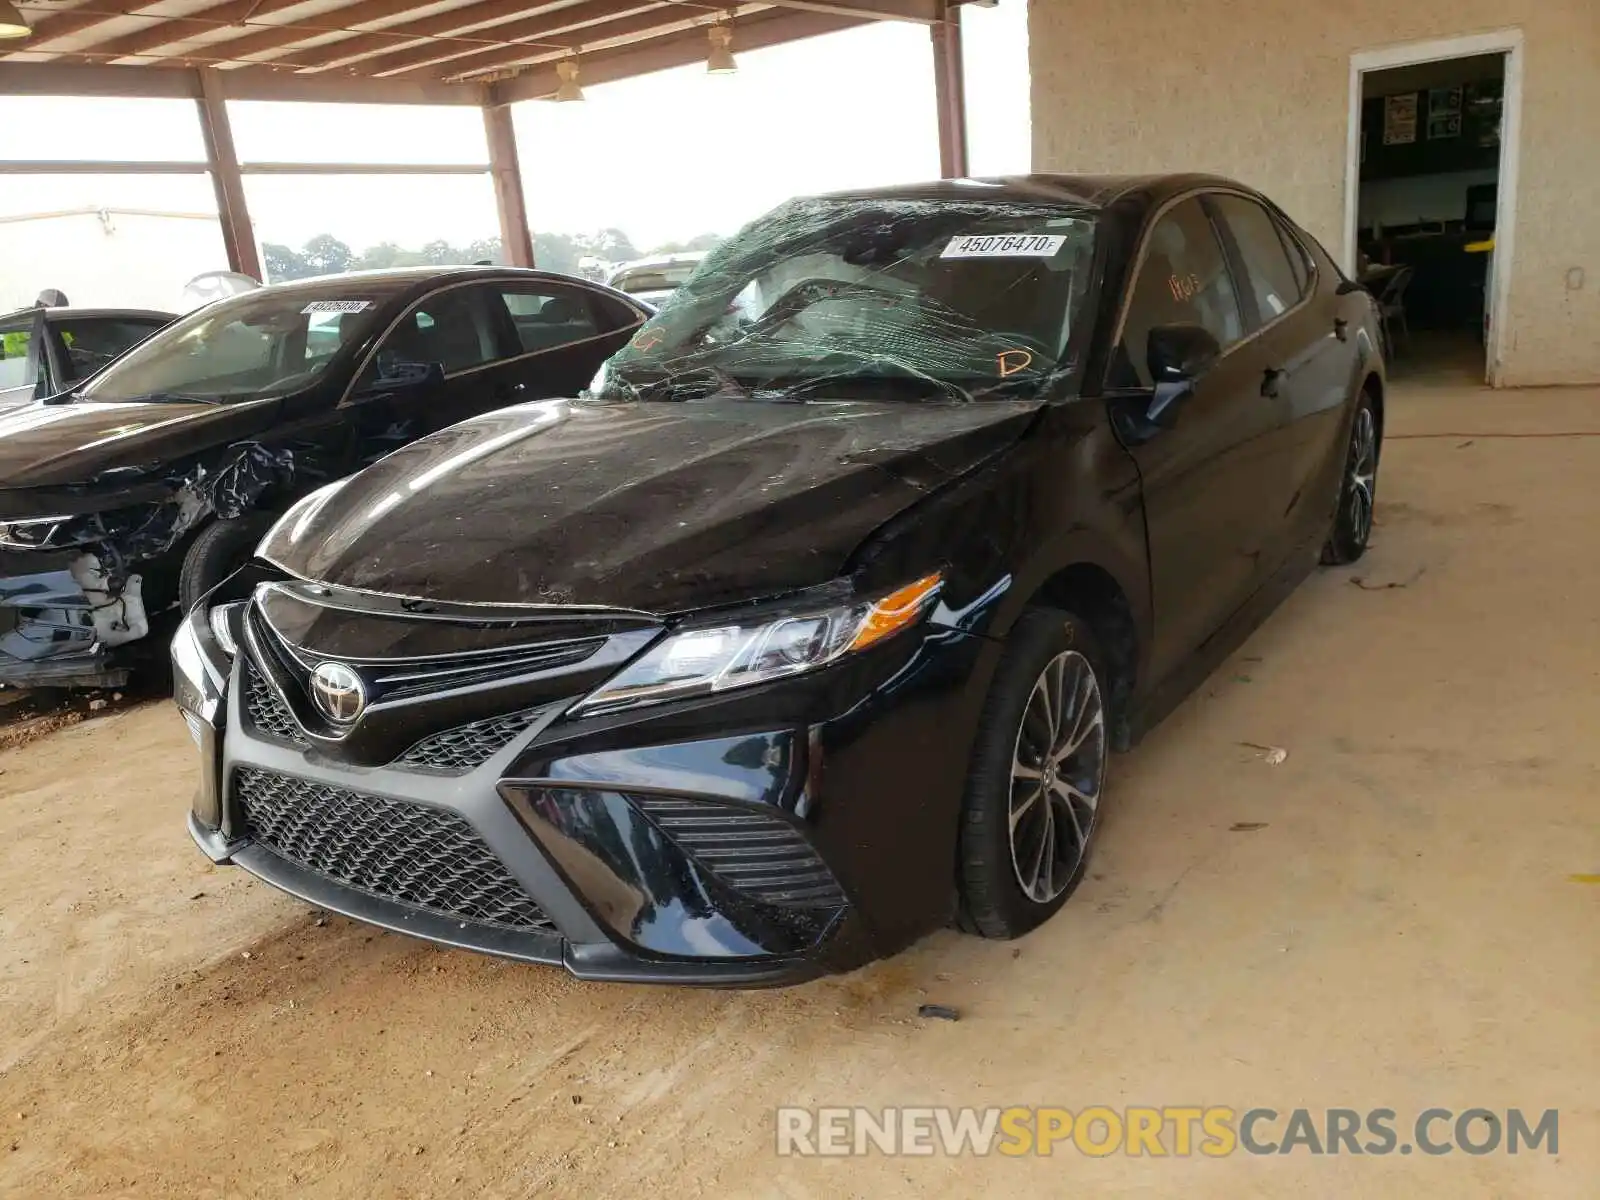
{"left": 178, "top": 514, "right": 277, "bottom": 611}
{"left": 958, "top": 607, "right": 1111, "bottom": 939}
{"left": 1321, "top": 390, "right": 1380, "bottom": 565}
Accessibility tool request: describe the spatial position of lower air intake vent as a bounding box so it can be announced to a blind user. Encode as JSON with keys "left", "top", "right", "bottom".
{"left": 234, "top": 768, "right": 555, "bottom": 932}
{"left": 393, "top": 706, "right": 551, "bottom": 773}
{"left": 629, "top": 794, "right": 846, "bottom": 908}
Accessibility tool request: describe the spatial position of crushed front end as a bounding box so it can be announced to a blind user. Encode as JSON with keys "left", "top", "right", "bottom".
{"left": 177, "top": 576, "right": 1001, "bottom": 986}
{"left": 0, "top": 443, "right": 295, "bottom": 688}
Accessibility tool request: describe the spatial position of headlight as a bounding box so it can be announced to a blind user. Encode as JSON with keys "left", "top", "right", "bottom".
{"left": 0, "top": 515, "right": 76, "bottom": 550}
{"left": 208, "top": 600, "right": 246, "bottom": 657}
{"left": 572, "top": 572, "right": 943, "bottom": 715}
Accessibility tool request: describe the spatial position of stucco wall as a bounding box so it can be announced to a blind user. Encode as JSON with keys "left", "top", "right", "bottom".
{"left": 1028, "top": 0, "right": 1600, "bottom": 386}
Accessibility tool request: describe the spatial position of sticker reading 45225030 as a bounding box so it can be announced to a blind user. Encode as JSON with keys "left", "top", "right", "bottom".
{"left": 301, "top": 300, "right": 372, "bottom": 315}
{"left": 941, "top": 233, "right": 1067, "bottom": 260}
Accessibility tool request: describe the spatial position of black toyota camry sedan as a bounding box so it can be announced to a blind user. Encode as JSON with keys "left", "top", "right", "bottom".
{"left": 0, "top": 267, "right": 647, "bottom": 687}
{"left": 178, "top": 175, "right": 1384, "bottom": 986}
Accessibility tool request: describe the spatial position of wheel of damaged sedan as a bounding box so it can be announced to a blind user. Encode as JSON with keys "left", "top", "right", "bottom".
{"left": 1321, "top": 389, "right": 1380, "bottom": 565}
{"left": 958, "top": 607, "right": 1109, "bottom": 938}
{"left": 178, "top": 513, "right": 279, "bottom": 612}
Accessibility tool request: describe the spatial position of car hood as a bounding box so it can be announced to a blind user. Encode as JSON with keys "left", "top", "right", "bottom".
{"left": 261, "top": 396, "right": 1041, "bottom": 612}
{"left": 0, "top": 397, "right": 282, "bottom": 490}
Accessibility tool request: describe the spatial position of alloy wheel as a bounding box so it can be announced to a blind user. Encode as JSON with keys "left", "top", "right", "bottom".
{"left": 1007, "top": 650, "right": 1107, "bottom": 903}
{"left": 1347, "top": 406, "right": 1377, "bottom": 548}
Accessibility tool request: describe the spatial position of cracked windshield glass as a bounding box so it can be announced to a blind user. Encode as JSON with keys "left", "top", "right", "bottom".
{"left": 597, "top": 198, "right": 1098, "bottom": 404}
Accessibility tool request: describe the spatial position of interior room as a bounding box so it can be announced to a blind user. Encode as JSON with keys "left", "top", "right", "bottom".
{"left": 1356, "top": 52, "right": 1505, "bottom": 381}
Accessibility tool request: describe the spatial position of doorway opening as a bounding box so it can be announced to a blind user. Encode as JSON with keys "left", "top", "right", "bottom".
{"left": 1343, "top": 31, "right": 1522, "bottom": 386}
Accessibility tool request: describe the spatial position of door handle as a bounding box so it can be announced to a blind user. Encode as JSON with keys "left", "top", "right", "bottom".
{"left": 496, "top": 381, "right": 527, "bottom": 398}
{"left": 1333, "top": 317, "right": 1349, "bottom": 342}
{"left": 1261, "top": 367, "right": 1285, "bottom": 399}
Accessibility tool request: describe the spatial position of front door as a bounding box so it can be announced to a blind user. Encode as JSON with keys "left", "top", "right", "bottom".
{"left": 344, "top": 284, "right": 507, "bottom": 466}
{"left": 1109, "top": 195, "right": 1287, "bottom": 680}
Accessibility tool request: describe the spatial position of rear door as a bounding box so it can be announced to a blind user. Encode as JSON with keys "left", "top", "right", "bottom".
{"left": 1109, "top": 195, "right": 1286, "bottom": 679}
{"left": 489, "top": 279, "right": 643, "bottom": 399}
{"left": 1206, "top": 193, "right": 1355, "bottom": 553}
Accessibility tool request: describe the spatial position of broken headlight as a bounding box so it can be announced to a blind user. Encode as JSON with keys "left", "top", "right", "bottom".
{"left": 572, "top": 572, "right": 943, "bottom": 715}
{"left": 0, "top": 515, "right": 79, "bottom": 550}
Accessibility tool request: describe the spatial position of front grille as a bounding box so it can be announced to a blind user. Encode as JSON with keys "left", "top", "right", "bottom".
{"left": 630, "top": 795, "right": 846, "bottom": 908}
{"left": 234, "top": 767, "right": 555, "bottom": 932}
{"left": 394, "top": 705, "right": 552, "bottom": 773}
{"left": 243, "top": 663, "right": 306, "bottom": 747}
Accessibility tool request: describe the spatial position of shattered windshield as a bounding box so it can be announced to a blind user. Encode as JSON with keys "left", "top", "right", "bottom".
{"left": 597, "top": 197, "right": 1098, "bottom": 404}
{"left": 75, "top": 282, "right": 402, "bottom": 404}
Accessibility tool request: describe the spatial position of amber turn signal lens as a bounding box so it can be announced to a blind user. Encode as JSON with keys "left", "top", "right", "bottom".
{"left": 850, "top": 572, "right": 944, "bottom": 652}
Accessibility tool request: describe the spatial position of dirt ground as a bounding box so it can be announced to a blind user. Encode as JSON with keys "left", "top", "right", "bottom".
{"left": 1, "top": 380, "right": 1596, "bottom": 1198}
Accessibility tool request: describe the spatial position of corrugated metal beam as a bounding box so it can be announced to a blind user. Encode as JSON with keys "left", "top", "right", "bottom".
{"left": 487, "top": 7, "right": 863, "bottom": 100}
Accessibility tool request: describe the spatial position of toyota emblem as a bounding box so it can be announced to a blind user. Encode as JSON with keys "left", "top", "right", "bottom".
{"left": 309, "top": 661, "right": 366, "bottom": 724}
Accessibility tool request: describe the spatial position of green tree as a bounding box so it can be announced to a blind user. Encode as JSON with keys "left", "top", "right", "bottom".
{"left": 262, "top": 242, "right": 310, "bottom": 283}
{"left": 300, "top": 234, "right": 355, "bottom": 277}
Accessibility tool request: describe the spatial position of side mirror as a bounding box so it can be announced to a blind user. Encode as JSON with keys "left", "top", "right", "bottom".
{"left": 1145, "top": 323, "right": 1221, "bottom": 427}
{"left": 357, "top": 359, "right": 444, "bottom": 399}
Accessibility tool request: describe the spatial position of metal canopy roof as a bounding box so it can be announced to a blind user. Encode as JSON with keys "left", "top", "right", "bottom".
{"left": 0, "top": 0, "right": 953, "bottom": 104}
{"left": 0, "top": 0, "right": 973, "bottom": 287}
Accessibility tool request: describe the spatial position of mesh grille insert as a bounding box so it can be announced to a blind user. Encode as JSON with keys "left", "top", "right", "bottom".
{"left": 394, "top": 706, "right": 550, "bottom": 773}
{"left": 243, "top": 663, "right": 307, "bottom": 747}
{"left": 234, "top": 767, "right": 555, "bottom": 932}
{"left": 630, "top": 795, "right": 846, "bottom": 908}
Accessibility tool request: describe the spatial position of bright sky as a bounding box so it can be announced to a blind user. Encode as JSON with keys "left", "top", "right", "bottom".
{"left": 0, "top": 1, "right": 1027, "bottom": 256}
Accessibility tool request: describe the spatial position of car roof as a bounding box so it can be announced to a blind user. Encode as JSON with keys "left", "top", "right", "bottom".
{"left": 1, "top": 305, "right": 176, "bottom": 323}
{"left": 810, "top": 172, "right": 1254, "bottom": 213}
{"left": 259, "top": 265, "right": 597, "bottom": 291}
{"left": 612, "top": 253, "right": 706, "bottom": 272}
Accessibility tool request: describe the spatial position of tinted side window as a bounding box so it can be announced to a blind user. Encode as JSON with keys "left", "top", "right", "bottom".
{"left": 1114, "top": 198, "right": 1244, "bottom": 387}
{"left": 589, "top": 291, "right": 647, "bottom": 333}
{"left": 1210, "top": 195, "right": 1304, "bottom": 328}
{"left": 498, "top": 285, "right": 600, "bottom": 354}
{"left": 1276, "top": 220, "right": 1313, "bottom": 296}
{"left": 0, "top": 324, "right": 33, "bottom": 390}
{"left": 377, "top": 288, "right": 498, "bottom": 375}
{"left": 51, "top": 317, "right": 169, "bottom": 384}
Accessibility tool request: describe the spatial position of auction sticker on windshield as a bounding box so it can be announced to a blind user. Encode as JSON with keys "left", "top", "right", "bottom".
{"left": 301, "top": 300, "right": 373, "bottom": 314}
{"left": 942, "top": 234, "right": 1067, "bottom": 259}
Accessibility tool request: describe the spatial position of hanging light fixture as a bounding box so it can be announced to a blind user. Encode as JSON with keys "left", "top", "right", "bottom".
{"left": 0, "top": 1, "right": 32, "bottom": 39}
{"left": 554, "top": 57, "right": 584, "bottom": 102}
{"left": 706, "top": 20, "right": 737, "bottom": 75}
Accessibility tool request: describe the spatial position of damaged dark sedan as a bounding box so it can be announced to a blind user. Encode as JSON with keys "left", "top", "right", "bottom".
{"left": 179, "top": 175, "right": 1385, "bottom": 985}
{"left": 0, "top": 267, "right": 648, "bottom": 688}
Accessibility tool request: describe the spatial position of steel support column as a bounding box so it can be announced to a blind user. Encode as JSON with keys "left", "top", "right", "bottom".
{"left": 483, "top": 103, "right": 535, "bottom": 268}
{"left": 194, "top": 68, "right": 263, "bottom": 282}
{"left": 929, "top": 3, "right": 968, "bottom": 179}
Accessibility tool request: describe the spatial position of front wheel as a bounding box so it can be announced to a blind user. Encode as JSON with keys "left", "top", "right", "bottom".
{"left": 177, "top": 514, "right": 278, "bottom": 612}
{"left": 1321, "top": 392, "right": 1380, "bottom": 565}
{"left": 958, "top": 608, "right": 1110, "bottom": 938}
